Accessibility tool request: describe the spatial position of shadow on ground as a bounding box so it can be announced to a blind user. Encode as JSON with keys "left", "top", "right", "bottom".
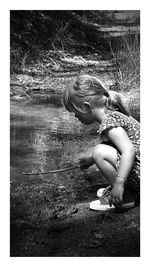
{"left": 10, "top": 201, "right": 140, "bottom": 257}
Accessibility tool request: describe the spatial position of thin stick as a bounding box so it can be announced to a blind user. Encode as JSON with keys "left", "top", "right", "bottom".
{"left": 22, "top": 165, "right": 80, "bottom": 175}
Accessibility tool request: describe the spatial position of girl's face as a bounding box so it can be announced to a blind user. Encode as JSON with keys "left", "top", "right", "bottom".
{"left": 74, "top": 111, "right": 95, "bottom": 125}
{"left": 73, "top": 102, "right": 107, "bottom": 125}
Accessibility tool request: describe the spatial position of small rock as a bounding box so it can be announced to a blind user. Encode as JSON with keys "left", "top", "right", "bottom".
{"left": 66, "top": 206, "right": 78, "bottom": 216}
{"left": 94, "top": 232, "right": 104, "bottom": 239}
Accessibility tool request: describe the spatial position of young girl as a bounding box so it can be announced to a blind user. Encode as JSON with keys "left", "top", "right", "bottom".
{"left": 63, "top": 74, "right": 140, "bottom": 210}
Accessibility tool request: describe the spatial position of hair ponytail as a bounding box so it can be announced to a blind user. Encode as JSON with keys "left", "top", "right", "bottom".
{"left": 63, "top": 74, "right": 130, "bottom": 116}
{"left": 106, "top": 91, "right": 130, "bottom": 116}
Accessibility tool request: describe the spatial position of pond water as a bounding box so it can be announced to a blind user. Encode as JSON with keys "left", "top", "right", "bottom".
{"left": 10, "top": 100, "right": 102, "bottom": 209}
{"left": 10, "top": 100, "right": 77, "bottom": 175}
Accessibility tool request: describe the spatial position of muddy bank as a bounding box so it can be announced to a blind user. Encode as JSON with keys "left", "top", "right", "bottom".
{"left": 10, "top": 150, "right": 140, "bottom": 257}
{"left": 10, "top": 53, "right": 116, "bottom": 102}
{"left": 11, "top": 200, "right": 140, "bottom": 257}
{"left": 10, "top": 153, "right": 140, "bottom": 256}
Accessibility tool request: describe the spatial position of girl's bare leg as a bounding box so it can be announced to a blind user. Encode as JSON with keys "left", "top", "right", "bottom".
{"left": 93, "top": 144, "right": 135, "bottom": 201}
{"left": 93, "top": 144, "right": 118, "bottom": 186}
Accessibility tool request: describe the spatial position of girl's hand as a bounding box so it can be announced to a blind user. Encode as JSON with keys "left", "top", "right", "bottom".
{"left": 79, "top": 157, "right": 94, "bottom": 169}
{"left": 109, "top": 181, "right": 124, "bottom": 207}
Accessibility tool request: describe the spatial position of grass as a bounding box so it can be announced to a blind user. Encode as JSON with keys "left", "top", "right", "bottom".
{"left": 108, "top": 31, "right": 140, "bottom": 93}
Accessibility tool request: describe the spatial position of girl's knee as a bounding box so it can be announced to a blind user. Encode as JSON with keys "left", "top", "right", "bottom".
{"left": 93, "top": 144, "right": 118, "bottom": 169}
{"left": 93, "top": 144, "right": 106, "bottom": 162}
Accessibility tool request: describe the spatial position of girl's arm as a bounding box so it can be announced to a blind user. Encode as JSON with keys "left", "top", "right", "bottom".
{"left": 105, "top": 126, "right": 136, "bottom": 205}
{"left": 106, "top": 126, "right": 136, "bottom": 181}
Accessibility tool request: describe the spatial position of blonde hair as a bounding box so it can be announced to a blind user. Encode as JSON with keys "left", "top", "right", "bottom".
{"left": 63, "top": 74, "right": 129, "bottom": 116}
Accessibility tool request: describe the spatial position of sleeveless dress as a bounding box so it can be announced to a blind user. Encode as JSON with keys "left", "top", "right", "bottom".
{"left": 98, "top": 110, "right": 140, "bottom": 193}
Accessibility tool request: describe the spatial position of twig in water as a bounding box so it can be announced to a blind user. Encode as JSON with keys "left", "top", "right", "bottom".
{"left": 22, "top": 164, "right": 80, "bottom": 175}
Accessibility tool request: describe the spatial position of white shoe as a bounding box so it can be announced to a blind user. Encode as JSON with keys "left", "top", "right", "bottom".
{"left": 97, "top": 185, "right": 112, "bottom": 198}
{"left": 90, "top": 199, "right": 135, "bottom": 211}
{"left": 90, "top": 199, "right": 115, "bottom": 211}
{"left": 90, "top": 185, "right": 135, "bottom": 211}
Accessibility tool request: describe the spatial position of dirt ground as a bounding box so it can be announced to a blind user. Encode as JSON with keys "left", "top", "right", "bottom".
{"left": 10, "top": 200, "right": 140, "bottom": 257}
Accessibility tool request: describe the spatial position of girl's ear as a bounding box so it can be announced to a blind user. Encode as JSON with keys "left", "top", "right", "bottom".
{"left": 83, "top": 102, "right": 92, "bottom": 112}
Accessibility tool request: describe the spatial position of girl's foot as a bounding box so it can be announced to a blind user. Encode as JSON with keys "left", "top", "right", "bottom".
{"left": 90, "top": 186, "right": 135, "bottom": 211}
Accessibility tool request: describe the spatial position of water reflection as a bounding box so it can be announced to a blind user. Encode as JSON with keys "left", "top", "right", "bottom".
{"left": 31, "top": 129, "right": 51, "bottom": 173}
{"left": 10, "top": 100, "right": 83, "bottom": 181}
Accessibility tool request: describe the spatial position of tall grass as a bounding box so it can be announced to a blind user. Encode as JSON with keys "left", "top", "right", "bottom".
{"left": 109, "top": 31, "right": 140, "bottom": 93}
{"left": 108, "top": 31, "right": 140, "bottom": 120}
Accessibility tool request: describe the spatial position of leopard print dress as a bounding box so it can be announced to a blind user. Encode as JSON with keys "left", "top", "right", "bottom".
{"left": 98, "top": 110, "right": 140, "bottom": 193}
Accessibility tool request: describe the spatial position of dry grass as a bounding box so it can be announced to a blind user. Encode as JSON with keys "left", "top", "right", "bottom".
{"left": 109, "top": 31, "right": 140, "bottom": 93}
